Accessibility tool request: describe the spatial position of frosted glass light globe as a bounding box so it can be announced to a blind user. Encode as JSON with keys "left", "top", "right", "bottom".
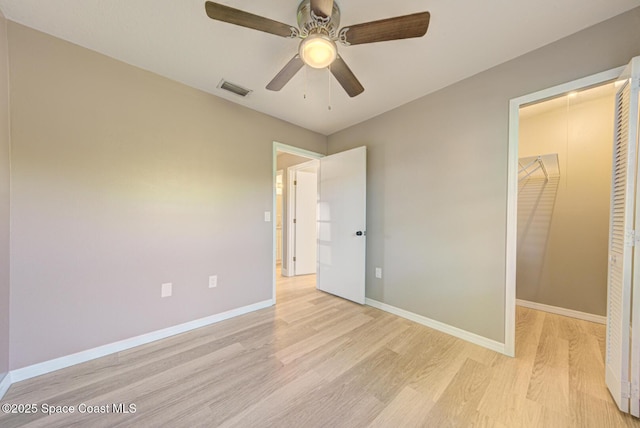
{"left": 299, "top": 34, "right": 337, "bottom": 69}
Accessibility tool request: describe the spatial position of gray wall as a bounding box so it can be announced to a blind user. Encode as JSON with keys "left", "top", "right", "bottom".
{"left": 0, "top": 10, "right": 10, "bottom": 384}
{"left": 518, "top": 93, "right": 614, "bottom": 316}
{"left": 276, "top": 152, "right": 314, "bottom": 273}
{"left": 8, "top": 22, "right": 326, "bottom": 370}
{"left": 327, "top": 8, "right": 640, "bottom": 343}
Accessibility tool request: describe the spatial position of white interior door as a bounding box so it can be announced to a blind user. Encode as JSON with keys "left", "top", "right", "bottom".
{"left": 294, "top": 167, "right": 318, "bottom": 275}
{"left": 317, "top": 146, "right": 366, "bottom": 304}
{"left": 626, "top": 57, "right": 640, "bottom": 417}
{"left": 606, "top": 57, "right": 640, "bottom": 414}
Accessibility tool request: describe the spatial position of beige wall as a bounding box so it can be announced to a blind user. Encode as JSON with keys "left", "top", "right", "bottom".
{"left": 327, "top": 8, "right": 640, "bottom": 342}
{"left": 0, "top": 9, "right": 10, "bottom": 383}
{"left": 4, "top": 8, "right": 640, "bottom": 370}
{"left": 517, "top": 91, "right": 615, "bottom": 315}
{"left": 276, "top": 152, "right": 314, "bottom": 273}
{"left": 7, "top": 22, "right": 326, "bottom": 370}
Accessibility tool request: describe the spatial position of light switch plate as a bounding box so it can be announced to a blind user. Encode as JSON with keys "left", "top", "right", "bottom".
{"left": 264, "top": 211, "right": 271, "bottom": 222}
{"left": 161, "top": 282, "right": 172, "bottom": 297}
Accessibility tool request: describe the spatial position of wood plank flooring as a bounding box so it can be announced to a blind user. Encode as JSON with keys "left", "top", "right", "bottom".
{"left": 1, "top": 271, "right": 639, "bottom": 427}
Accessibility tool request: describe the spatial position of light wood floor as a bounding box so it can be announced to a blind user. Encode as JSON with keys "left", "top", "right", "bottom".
{"left": 1, "top": 271, "right": 639, "bottom": 427}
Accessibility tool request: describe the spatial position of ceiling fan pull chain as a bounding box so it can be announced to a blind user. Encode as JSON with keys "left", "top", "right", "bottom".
{"left": 304, "top": 66, "right": 308, "bottom": 99}
{"left": 328, "top": 65, "right": 332, "bottom": 111}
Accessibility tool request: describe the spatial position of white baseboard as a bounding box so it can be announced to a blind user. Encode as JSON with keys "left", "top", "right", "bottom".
{"left": 0, "top": 372, "right": 11, "bottom": 400}
{"left": 365, "top": 298, "right": 507, "bottom": 355}
{"left": 281, "top": 267, "right": 291, "bottom": 277}
{"left": 10, "top": 299, "right": 274, "bottom": 383}
{"left": 516, "top": 299, "right": 606, "bottom": 324}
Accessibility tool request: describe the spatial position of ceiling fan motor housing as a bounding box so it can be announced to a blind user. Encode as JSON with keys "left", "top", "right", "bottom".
{"left": 297, "top": 0, "right": 341, "bottom": 38}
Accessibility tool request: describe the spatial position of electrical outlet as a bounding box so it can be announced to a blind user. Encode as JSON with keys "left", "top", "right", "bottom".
{"left": 161, "top": 283, "right": 172, "bottom": 298}
{"left": 375, "top": 268, "right": 382, "bottom": 279}
{"left": 209, "top": 275, "right": 218, "bottom": 288}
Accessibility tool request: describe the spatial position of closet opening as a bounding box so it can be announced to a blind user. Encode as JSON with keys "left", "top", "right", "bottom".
{"left": 505, "top": 66, "right": 625, "bottom": 357}
{"left": 516, "top": 83, "right": 616, "bottom": 322}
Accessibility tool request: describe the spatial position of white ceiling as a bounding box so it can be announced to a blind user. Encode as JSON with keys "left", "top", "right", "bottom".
{"left": 0, "top": 0, "right": 637, "bottom": 135}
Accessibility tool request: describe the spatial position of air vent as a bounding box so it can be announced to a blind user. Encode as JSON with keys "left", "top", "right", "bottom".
{"left": 217, "top": 79, "right": 252, "bottom": 97}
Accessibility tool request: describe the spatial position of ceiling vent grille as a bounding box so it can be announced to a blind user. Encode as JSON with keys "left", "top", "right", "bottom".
{"left": 217, "top": 79, "right": 252, "bottom": 97}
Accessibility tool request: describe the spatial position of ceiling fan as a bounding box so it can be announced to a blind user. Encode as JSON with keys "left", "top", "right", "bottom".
{"left": 204, "top": 0, "right": 431, "bottom": 97}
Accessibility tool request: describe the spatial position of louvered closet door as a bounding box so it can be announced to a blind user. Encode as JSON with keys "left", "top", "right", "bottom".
{"left": 606, "top": 57, "right": 640, "bottom": 415}
{"left": 626, "top": 57, "right": 640, "bottom": 418}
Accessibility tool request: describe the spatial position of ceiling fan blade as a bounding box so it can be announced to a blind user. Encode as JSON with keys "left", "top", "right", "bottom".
{"left": 330, "top": 56, "right": 364, "bottom": 98}
{"left": 340, "top": 12, "right": 430, "bottom": 45}
{"left": 266, "top": 55, "right": 305, "bottom": 91}
{"left": 205, "top": 1, "right": 296, "bottom": 38}
{"left": 310, "top": 0, "right": 334, "bottom": 19}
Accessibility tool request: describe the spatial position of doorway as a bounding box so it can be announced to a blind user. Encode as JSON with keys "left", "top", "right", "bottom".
{"left": 505, "top": 66, "right": 625, "bottom": 356}
{"left": 516, "top": 83, "right": 616, "bottom": 322}
{"left": 271, "top": 142, "right": 368, "bottom": 306}
{"left": 272, "top": 143, "right": 324, "bottom": 299}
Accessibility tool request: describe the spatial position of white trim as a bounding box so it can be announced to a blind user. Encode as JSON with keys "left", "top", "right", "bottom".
{"left": 276, "top": 169, "right": 284, "bottom": 265}
{"left": 0, "top": 372, "right": 11, "bottom": 400}
{"left": 366, "top": 298, "right": 507, "bottom": 355}
{"left": 505, "top": 66, "right": 624, "bottom": 358}
{"left": 286, "top": 160, "right": 320, "bottom": 277}
{"left": 9, "top": 299, "right": 273, "bottom": 383}
{"left": 280, "top": 267, "right": 290, "bottom": 277}
{"left": 516, "top": 299, "right": 606, "bottom": 324}
{"left": 272, "top": 142, "right": 324, "bottom": 303}
{"left": 287, "top": 165, "right": 296, "bottom": 276}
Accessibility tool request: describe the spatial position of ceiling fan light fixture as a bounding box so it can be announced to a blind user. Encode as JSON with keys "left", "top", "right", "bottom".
{"left": 299, "top": 34, "right": 337, "bottom": 69}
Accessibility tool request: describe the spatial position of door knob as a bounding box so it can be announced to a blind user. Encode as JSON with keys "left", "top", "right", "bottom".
{"left": 356, "top": 231, "right": 366, "bottom": 236}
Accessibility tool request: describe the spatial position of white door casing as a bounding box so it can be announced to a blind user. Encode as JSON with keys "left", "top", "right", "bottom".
{"left": 317, "top": 146, "right": 367, "bottom": 304}
{"left": 294, "top": 166, "right": 318, "bottom": 275}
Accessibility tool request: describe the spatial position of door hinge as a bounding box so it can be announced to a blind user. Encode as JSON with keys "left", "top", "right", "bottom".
{"left": 293, "top": 219, "right": 296, "bottom": 224}
{"left": 622, "top": 381, "right": 632, "bottom": 399}
{"left": 294, "top": 180, "right": 297, "bottom": 185}
{"left": 293, "top": 256, "right": 296, "bottom": 262}
{"left": 625, "top": 230, "right": 639, "bottom": 247}
{"left": 632, "top": 381, "right": 640, "bottom": 399}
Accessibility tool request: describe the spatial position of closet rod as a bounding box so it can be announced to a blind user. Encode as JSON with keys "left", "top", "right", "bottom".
{"left": 518, "top": 156, "right": 549, "bottom": 182}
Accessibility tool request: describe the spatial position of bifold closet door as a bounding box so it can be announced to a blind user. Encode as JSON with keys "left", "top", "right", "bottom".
{"left": 627, "top": 57, "right": 640, "bottom": 418}
{"left": 606, "top": 56, "right": 640, "bottom": 416}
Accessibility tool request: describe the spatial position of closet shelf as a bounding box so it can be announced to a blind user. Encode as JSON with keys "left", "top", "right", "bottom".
{"left": 518, "top": 153, "right": 560, "bottom": 182}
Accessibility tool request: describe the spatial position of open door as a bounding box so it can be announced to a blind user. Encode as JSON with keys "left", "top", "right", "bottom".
{"left": 606, "top": 56, "right": 640, "bottom": 415}
{"left": 293, "top": 164, "right": 318, "bottom": 275}
{"left": 317, "top": 146, "right": 366, "bottom": 304}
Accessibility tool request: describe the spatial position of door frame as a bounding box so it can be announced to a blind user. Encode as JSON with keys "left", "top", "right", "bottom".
{"left": 504, "top": 66, "right": 625, "bottom": 357}
{"left": 272, "top": 142, "right": 324, "bottom": 303}
{"left": 287, "top": 160, "right": 320, "bottom": 277}
{"left": 276, "top": 169, "right": 284, "bottom": 265}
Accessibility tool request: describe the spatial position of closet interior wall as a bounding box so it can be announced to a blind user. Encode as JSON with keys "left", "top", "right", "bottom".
{"left": 517, "top": 85, "right": 616, "bottom": 316}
